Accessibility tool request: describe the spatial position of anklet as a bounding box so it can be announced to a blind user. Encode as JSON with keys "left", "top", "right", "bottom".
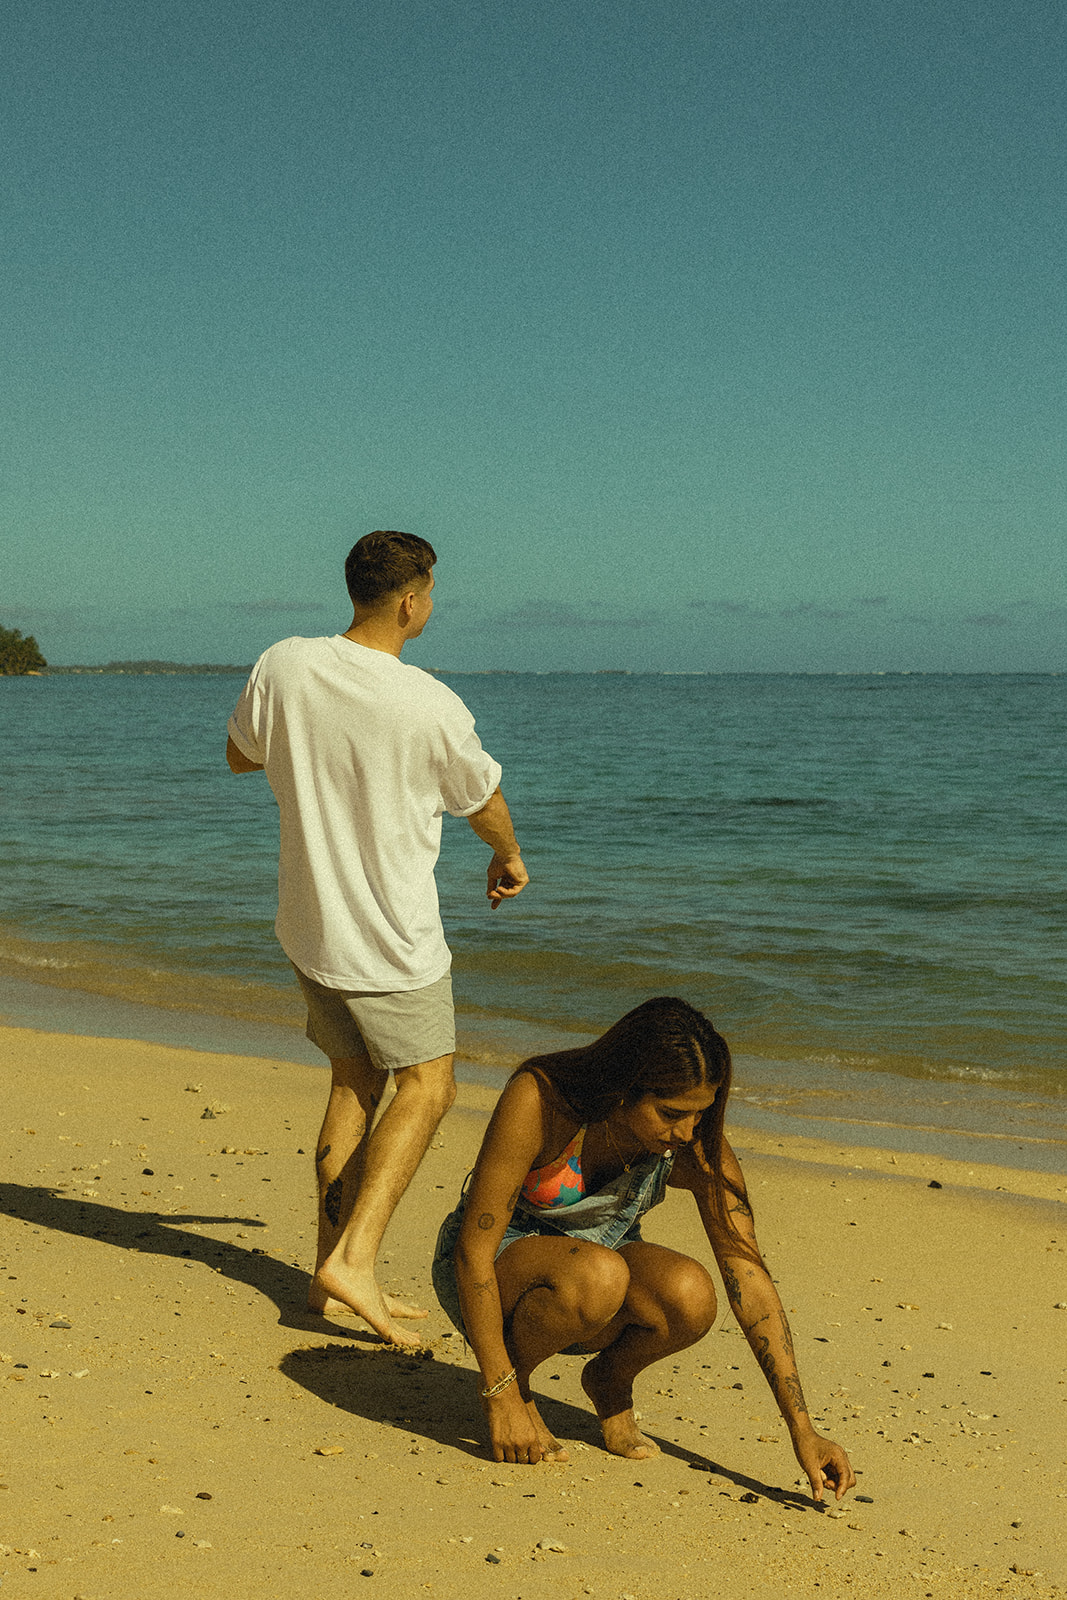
{"left": 480, "top": 1367, "right": 517, "bottom": 1399}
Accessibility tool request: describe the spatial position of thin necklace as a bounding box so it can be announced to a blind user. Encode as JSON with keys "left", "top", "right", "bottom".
{"left": 604, "top": 1117, "right": 635, "bottom": 1172}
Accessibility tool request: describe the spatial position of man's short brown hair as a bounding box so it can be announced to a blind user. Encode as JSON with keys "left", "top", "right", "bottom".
{"left": 345, "top": 531, "right": 437, "bottom": 609}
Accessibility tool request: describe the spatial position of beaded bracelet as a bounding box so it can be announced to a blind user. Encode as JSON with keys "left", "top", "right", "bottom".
{"left": 480, "top": 1367, "right": 517, "bottom": 1400}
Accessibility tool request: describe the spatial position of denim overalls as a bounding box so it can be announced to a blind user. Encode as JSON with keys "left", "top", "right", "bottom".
{"left": 432, "top": 1145, "right": 675, "bottom": 1339}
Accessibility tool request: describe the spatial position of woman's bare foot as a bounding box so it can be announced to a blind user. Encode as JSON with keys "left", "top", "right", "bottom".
{"left": 581, "top": 1356, "right": 660, "bottom": 1460}
{"left": 525, "top": 1397, "right": 569, "bottom": 1463}
{"left": 311, "top": 1260, "right": 422, "bottom": 1348}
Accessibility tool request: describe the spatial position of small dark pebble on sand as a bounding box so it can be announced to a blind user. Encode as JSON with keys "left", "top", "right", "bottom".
{"left": 740, "top": 1492, "right": 760, "bottom": 1503}
{"left": 855, "top": 1494, "right": 875, "bottom": 1503}
{"left": 928, "top": 1180, "right": 942, "bottom": 1189}
{"left": 196, "top": 1492, "right": 212, "bottom": 1500}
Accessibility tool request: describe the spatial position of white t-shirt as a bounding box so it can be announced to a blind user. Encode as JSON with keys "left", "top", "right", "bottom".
{"left": 228, "top": 635, "right": 502, "bottom": 991}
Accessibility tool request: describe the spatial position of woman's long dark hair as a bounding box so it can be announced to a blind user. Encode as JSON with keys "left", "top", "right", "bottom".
{"left": 515, "top": 997, "right": 754, "bottom": 1253}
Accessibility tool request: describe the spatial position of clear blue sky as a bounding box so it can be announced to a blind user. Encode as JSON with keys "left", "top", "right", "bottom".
{"left": 3, "top": 0, "right": 1064, "bottom": 670}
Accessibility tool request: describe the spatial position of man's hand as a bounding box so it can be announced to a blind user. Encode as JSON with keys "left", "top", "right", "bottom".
{"left": 466, "top": 789, "right": 526, "bottom": 906}
{"left": 487, "top": 852, "right": 528, "bottom": 910}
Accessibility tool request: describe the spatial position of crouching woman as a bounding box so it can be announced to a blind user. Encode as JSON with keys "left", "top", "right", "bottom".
{"left": 432, "top": 996, "right": 855, "bottom": 1504}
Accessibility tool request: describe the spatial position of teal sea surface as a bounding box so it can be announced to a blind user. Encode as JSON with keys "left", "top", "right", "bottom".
{"left": 1, "top": 670, "right": 1064, "bottom": 1170}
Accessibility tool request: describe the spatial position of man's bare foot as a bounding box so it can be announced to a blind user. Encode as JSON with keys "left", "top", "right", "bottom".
{"left": 581, "top": 1356, "right": 660, "bottom": 1460}
{"left": 311, "top": 1260, "right": 422, "bottom": 1348}
{"left": 308, "top": 1287, "right": 429, "bottom": 1322}
{"left": 525, "top": 1397, "right": 569, "bottom": 1463}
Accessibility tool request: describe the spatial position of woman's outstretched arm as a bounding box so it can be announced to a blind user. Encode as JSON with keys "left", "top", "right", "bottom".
{"left": 675, "top": 1140, "right": 856, "bottom": 1503}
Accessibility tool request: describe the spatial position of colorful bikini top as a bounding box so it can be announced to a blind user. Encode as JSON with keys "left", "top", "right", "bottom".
{"left": 520, "top": 1126, "right": 587, "bottom": 1209}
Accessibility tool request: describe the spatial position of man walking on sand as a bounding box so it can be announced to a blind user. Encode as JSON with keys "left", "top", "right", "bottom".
{"left": 226, "top": 530, "right": 527, "bottom": 1347}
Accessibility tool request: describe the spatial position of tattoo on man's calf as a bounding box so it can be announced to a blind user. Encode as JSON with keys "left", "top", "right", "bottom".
{"left": 324, "top": 1176, "right": 343, "bottom": 1227}
{"left": 315, "top": 1144, "right": 331, "bottom": 1166}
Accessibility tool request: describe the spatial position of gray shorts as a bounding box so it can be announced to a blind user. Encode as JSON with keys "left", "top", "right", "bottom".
{"left": 292, "top": 967, "right": 455, "bottom": 1073}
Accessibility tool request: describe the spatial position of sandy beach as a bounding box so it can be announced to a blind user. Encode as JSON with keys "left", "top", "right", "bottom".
{"left": 2, "top": 1026, "right": 1065, "bottom": 1599}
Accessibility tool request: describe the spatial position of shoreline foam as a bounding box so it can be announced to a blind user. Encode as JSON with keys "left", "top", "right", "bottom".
{"left": 4, "top": 914, "right": 1067, "bottom": 1098}
{"left": 2, "top": 965, "right": 1065, "bottom": 1175}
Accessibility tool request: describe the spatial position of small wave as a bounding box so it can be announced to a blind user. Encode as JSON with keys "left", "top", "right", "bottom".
{"left": 453, "top": 1045, "right": 524, "bottom": 1071}
{"left": 739, "top": 797, "right": 832, "bottom": 808}
{"left": 0, "top": 946, "right": 81, "bottom": 972}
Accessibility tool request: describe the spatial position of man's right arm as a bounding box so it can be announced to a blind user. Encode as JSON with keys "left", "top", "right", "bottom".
{"left": 466, "top": 788, "right": 528, "bottom": 909}
{"left": 226, "top": 735, "right": 264, "bottom": 774}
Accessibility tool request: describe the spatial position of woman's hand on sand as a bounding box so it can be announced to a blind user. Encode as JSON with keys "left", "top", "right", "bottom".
{"left": 792, "top": 1429, "right": 857, "bottom": 1504}
{"left": 485, "top": 1385, "right": 545, "bottom": 1464}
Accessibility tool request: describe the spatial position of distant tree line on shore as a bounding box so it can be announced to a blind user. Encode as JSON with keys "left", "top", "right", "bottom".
{"left": 0, "top": 630, "right": 254, "bottom": 676}
{"left": 45, "top": 660, "right": 252, "bottom": 675}
{"left": 0, "top": 625, "right": 46, "bottom": 674}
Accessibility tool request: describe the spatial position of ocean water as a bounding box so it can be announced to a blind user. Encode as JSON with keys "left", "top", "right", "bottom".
{"left": 1, "top": 669, "right": 1064, "bottom": 1168}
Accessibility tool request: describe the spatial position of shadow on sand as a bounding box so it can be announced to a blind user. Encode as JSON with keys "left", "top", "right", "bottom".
{"left": 2, "top": 1179, "right": 818, "bottom": 1512}
{"left": 0, "top": 1178, "right": 376, "bottom": 1339}
{"left": 280, "top": 1339, "right": 819, "bottom": 1511}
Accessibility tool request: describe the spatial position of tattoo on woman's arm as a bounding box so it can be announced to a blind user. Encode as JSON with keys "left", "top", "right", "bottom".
{"left": 753, "top": 1333, "right": 785, "bottom": 1402}
{"left": 751, "top": 1327, "right": 809, "bottom": 1418}
{"left": 476, "top": 1212, "right": 495, "bottom": 1231}
{"left": 725, "top": 1260, "right": 759, "bottom": 1303}
{"left": 783, "top": 1372, "right": 808, "bottom": 1414}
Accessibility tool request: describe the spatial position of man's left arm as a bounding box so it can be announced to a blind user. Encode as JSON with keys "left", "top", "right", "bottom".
{"left": 466, "top": 788, "right": 528, "bottom": 909}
